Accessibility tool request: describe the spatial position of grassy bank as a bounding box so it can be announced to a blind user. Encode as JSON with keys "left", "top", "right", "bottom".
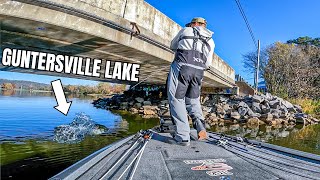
{"left": 289, "top": 98, "right": 320, "bottom": 118}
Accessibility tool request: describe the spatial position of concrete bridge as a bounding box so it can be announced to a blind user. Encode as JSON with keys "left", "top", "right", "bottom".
{"left": 0, "top": 0, "right": 235, "bottom": 89}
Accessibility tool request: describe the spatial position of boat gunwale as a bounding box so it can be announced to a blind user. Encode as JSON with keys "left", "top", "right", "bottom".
{"left": 49, "top": 134, "right": 135, "bottom": 180}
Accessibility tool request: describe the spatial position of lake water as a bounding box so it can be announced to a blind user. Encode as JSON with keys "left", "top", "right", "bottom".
{"left": 0, "top": 90, "right": 319, "bottom": 180}
{"left": 0, "top": 90, "right": 158, "bottom": 179}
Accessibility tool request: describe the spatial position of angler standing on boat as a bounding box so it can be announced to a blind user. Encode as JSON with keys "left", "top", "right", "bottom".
{"left": 167, "top": 17, "right": 215, "bottom": 146}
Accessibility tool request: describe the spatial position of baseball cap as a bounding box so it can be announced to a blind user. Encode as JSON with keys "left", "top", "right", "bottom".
{"left": 185, "top": 17, "right": 207, "bottom": 27}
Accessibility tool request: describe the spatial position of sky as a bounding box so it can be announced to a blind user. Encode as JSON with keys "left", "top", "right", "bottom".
{"left": 1, "top": 0, "right": 319, "bottom": 85}
{"left": 145, "top": 0, "right": 320, "bottom": 83}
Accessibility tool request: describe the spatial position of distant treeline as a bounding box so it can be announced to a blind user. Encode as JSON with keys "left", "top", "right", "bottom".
{"left": 0, "top": 79, "right": 127, "bottom": 95}
{"left": 63, "top": 83, "right": 127, "bottom": 95}
{"left": 0, "top": 79, "right": 51, "bottom": 91}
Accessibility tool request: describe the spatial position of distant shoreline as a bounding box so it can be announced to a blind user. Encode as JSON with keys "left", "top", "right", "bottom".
{"left": 0, "top": 88, "right": 53, "bottom": 92}
{"left": 1, "top": 88, "right": 114, "bottom": 96}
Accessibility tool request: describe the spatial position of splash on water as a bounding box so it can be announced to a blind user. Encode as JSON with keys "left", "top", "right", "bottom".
{"left": 53, "top": 113, "right": 108, "bottom": 143}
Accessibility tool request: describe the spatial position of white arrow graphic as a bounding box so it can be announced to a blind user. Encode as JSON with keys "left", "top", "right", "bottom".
{"left": 51, "top": 79, "right": 72, "bottom": 116}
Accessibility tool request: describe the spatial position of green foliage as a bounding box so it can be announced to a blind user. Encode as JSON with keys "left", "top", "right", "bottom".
{"left": 287, "top": 36, "right": 320, "bottom": 47}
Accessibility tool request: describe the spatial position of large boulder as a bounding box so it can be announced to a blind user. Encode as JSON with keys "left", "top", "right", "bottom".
{"left": 271, "top": 109, "right": 282, "bottom": 119}
{"left": 223, "top": 104, "right": 231, "bottom": 111}
{"left": 119, "top": 102, "right": 128, "bottom": 110}
{"left": 216, "top": 104, "right": 225, "bottom": 115}
{"left": 282, "top": 100, "right": 294, "bottom": 109}
{"left": 247, "top": 108, "right": 258, "bottom": 118}
{"left": 279, "top": 111, "right": 289, "bottom": 118}
{"left": 143, "top": 101, "right": 152, "bottom": 106}
{"left": 238, "top": 106, "right": 248, "bottom": 116}
{"left": 232, "top": 95, "right": 244, "bottom": 101}
{"left": 294, "top": 113, "right": 308, "bottom": 124}
{"left": 294, "top": 105, "right": 303, "bottom": 113}
{"left": 202, "top": 106, "right": 212, "bottom": 113}
{"left": 219, "top": 96, "right": 228, "bottom": 103}
{"left": 143, "top": 109, "right": 156, "bottom": 115}
{"left": 252, "top": 95, "right": 263, "bottom": 103}
{"left": 269, "top": 100, "right": 280, "bottom": 109}
{"left": 129, "top": 107, "right": 139, "bottom": 114}
{"left": 260, "top": 113, "right": 273, "bottom": 121}
{"left": 265, "top": 93, "right": 273, "bottom": 101}
{"left": 252, "top": 102, "right": 261, "bottom": 113}
{"left": 238, "top": 101, "right": 249, "bottom": 108}
{"left": 279, "top": 105, "right": 288, "bottom": 113}
{"left": 134, "top": 103, "right": 142, "bottom": 108}
{"left": 244, "top": 95, "right": 252, "bottom": 103}
{"left": 135, "top": 97, "right": 144, "bottom": 103}
{"left": 231, "top": 111, "right": 241, "bottom": 120}
{"left": 247, "top": 117, "right": 264, "bottom": 126}
{"left": 260, "top": 104, "right": 270, "bottom": 114}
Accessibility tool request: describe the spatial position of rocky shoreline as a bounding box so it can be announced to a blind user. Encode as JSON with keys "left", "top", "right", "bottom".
{"left": 92, "top": 90, "right": 319, "bottom": 128}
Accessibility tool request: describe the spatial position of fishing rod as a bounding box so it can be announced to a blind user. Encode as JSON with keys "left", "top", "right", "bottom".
{"left": 119, "top": 130, "right": 153, "bottom": 180}
{"left": 99, "top": 131, "right": 145, "bottom": 179}
{"left": 129, "top": 66, "right": 170, "bottom": 90}
{"left": 128, "top": 65, "right": 224, "bottom": 91}
{"left": 99, "top": 130, "right": 153, "bottom": 180}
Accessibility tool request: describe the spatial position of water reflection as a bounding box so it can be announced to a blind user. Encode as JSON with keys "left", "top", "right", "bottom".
{"left": 210, "top": 123, "right": 320, "bottom": 155}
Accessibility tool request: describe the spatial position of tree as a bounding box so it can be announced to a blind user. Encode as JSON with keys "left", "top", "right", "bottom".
{"left": 287, "top": 36, "right": 320, "bottom": 47}
{"left": 112, "top": 84, "right": 127, "bottom": 94}
{"left": 242, "top": 47, "right": 268, "bottom": 79}
{"left": 1, "top": 83, "right": 15, "bottom": 90}
{"left": 97, "top": 83, "right": 111, "bottom": 94}
{"left": 264, "top": 42, "right": 320, "bottom": 98}
{"left": 65, "top": 85, "right": 77, "bottom": 93}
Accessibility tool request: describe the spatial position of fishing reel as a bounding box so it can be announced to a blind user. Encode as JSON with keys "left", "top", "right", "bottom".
{"left": 137, "top": 129, "right": 153, "bottom": 141}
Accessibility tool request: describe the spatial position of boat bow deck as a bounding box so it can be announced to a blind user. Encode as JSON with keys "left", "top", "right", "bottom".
{"left": 50, "top": 130, "right": 320, "bottom": 180}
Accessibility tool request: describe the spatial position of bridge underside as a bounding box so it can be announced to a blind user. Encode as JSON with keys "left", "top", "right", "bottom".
{"left": 0, "top": 0, "right": 235, "bottom": 88}
{"left": 1, "top": 15, "right": 172, "bottom": 85}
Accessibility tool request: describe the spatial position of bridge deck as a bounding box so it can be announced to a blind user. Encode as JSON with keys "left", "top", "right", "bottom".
{"left": 0, "top": 0, "right": 235, "bottom": 88}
